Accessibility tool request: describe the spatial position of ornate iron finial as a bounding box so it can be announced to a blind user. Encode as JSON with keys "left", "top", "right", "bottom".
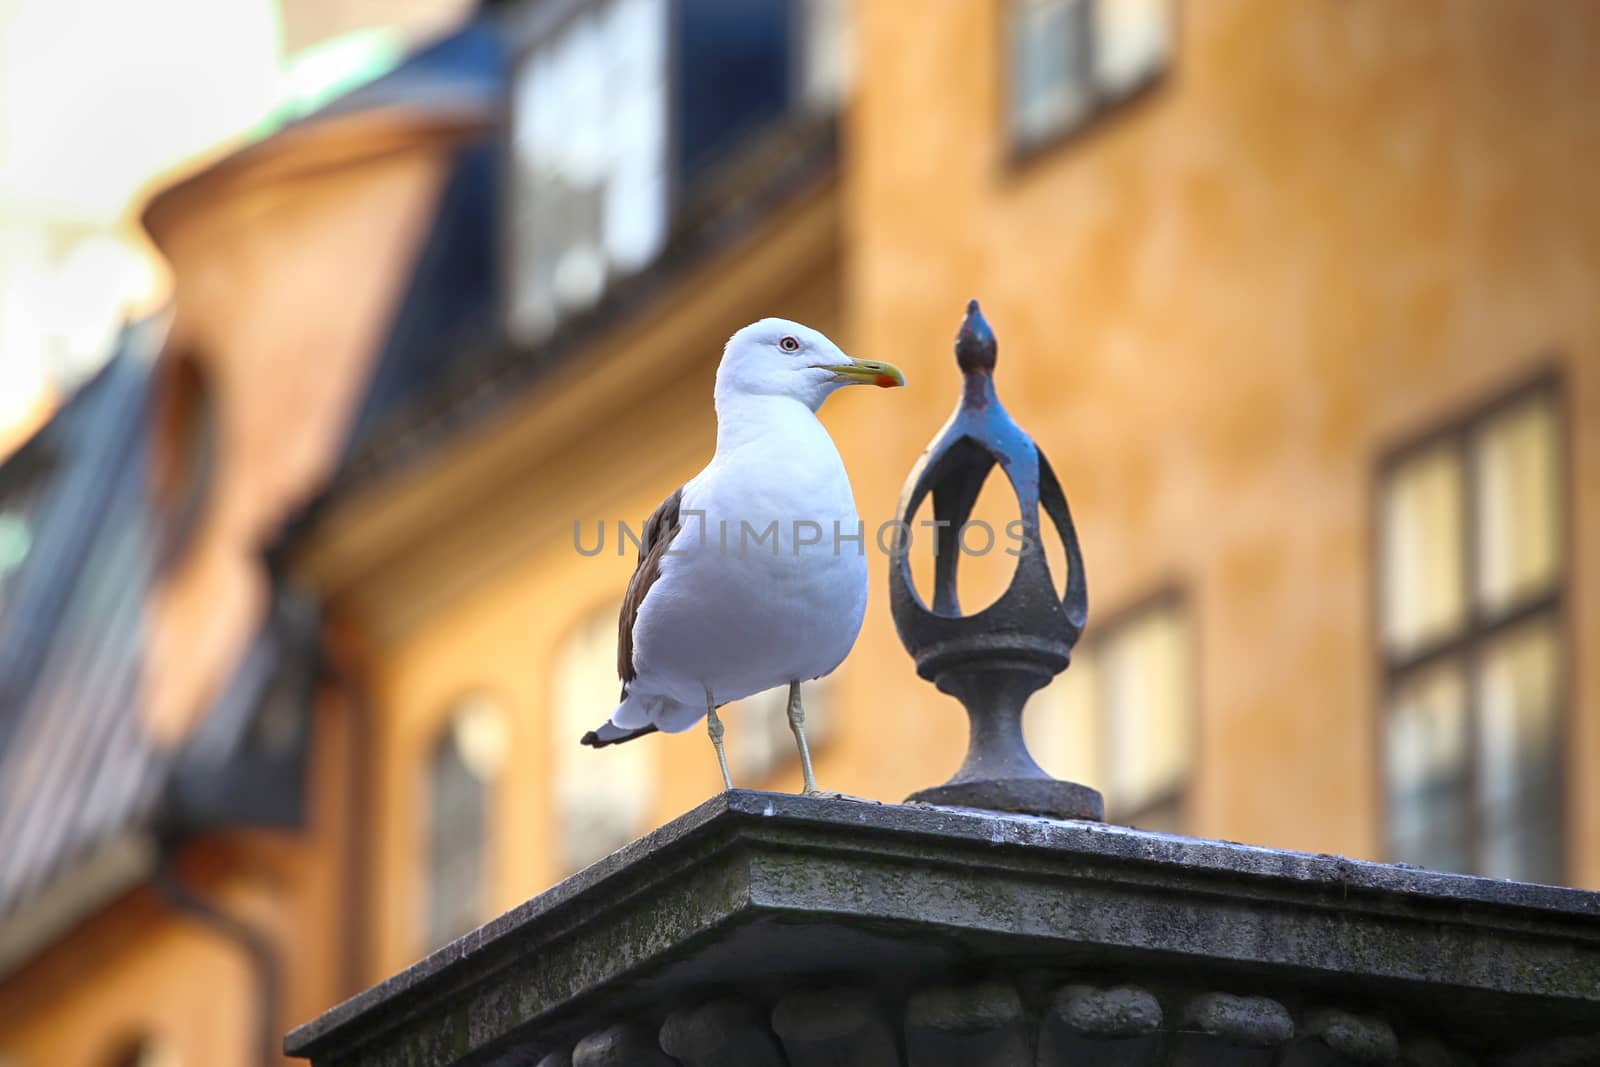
{"left": 888, "top": 300, "right": 1097, "bottom": 820}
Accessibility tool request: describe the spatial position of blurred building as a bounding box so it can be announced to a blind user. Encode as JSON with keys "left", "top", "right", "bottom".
{"left": 1, "top": 1, "right": 1596, "bottom": 1064}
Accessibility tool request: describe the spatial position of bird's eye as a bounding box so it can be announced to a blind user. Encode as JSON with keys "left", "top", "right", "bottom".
{"left": 779, "top": 335, "right": 801, "bottom": 353}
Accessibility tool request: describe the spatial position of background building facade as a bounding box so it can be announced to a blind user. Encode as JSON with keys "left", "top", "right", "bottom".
{"left": 0, "top": 1, "right": 1596, "bottom": 1064}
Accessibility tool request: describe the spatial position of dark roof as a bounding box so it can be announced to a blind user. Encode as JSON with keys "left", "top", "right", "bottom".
{"left": 0, "top": 321, "right": 169, "bottom": 923}
{"left": 338, "top": 136, "right": 502, "bottom": 466}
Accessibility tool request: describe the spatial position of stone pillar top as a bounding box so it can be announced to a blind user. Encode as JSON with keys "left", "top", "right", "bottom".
{"left": 286, "top": 792, "right": 1600, "bottom": 1066}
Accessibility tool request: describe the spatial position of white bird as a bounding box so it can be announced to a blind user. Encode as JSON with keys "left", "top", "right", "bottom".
{"left": 581, "top": 318, "right": 906, "bottom": 793}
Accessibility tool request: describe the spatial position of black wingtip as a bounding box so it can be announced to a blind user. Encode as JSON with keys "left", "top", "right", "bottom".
{"left": 580, "top": 730, "right": 601, "bottom": 747}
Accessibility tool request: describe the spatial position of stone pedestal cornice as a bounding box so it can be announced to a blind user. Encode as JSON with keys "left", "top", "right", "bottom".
{"left": 286, "top": 792, "right": 1600, "bottom": 1066}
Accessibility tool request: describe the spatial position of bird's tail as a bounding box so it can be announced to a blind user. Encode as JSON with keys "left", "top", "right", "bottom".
{"left": 580, "top": 720, "right": 658, "bottom": 748}
{"left": 580, "top": 690, "right": 706, "bottom": 748}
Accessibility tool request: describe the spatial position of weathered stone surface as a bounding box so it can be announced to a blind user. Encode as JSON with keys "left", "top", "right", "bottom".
{"left": 1279, "top": 1008, "right": 1399, "bottom": 1066}
{"left": 1052, "top": 984, "right": 1162, "bottom": 1036}
{"left": 1037, "top": 984, "right": 1162, "bottom": 1066}
{"left": 770, "top": 987, "right": 899, "bottom": 1067}
{"left": 570, "top": 1023, "right": 675, "bottom": 1067}
{"left": 904, "top": 981, "right": 1030, "bottom": 1067}
{"left": 658, "top": 999, "right": 784, "bottom": 1067}
{"left": 282, "top": 792, "right": 1600, "bottom": 1067}
{"left": 1168, "top": 992, "right": 1294, "bottom": 1067}
{"left": 1181, "top": 993, "right": 1295, "bottom": 1045}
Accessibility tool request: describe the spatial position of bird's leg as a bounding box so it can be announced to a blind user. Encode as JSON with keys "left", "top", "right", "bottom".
{"left": 705, "top": 687, "right": 733, "bottom": 791}
{"left": 786, "top": 680, "right": 820, "bottom": 795}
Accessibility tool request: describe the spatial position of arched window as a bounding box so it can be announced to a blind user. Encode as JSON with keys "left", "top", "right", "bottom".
{"left": 424, "top": 694, "right": 507, "bottom": 949}
{"left": 552, "top": 610, "right": 659, "bottom": 873}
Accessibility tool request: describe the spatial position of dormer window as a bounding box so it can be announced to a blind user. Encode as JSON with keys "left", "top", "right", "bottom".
{"left": 506, "top": 0, "right": 849, "bottom": 346}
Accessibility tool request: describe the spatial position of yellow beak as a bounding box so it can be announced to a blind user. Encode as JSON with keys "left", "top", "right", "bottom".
{"left": 811, "top": 357, "right": 907, "bottom": 389}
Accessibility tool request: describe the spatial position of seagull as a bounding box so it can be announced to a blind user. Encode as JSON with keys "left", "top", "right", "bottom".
{"left": 581, "top": 318, "right": 905, "bottom": 793}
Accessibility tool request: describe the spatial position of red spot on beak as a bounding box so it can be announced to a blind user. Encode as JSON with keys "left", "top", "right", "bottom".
{"left": 875, "top": 375, "right": 899, "bottom": 388}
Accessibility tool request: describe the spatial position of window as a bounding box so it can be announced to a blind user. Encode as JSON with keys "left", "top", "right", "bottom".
{"left": 727, "top": 678, "right": 833, "bottom": 784}
{"left": 508, "top": 0, "right": 671, "bottom": 344}
{"left": 1379, "top": 380, "right": 1566, "bottom": 883}
{"left": 1007, "top": 0, "right": 1171, "bottom": 154}
{"left": 425, "top": 694, "right": 507, "bottom": 948}
{"left": 552, "top": 610, "right": 660, "bottom": 873}
{"left": 507, "top": 0, "right": 846, "bottom": 346}
{"left": 1024, "top": 593, "right": 1192, "bottom": 831}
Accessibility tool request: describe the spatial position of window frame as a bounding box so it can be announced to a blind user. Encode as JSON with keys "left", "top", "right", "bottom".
{"left": 1028, "top": 584, "right": 1196, "bottom": 831}
{"left": 1000, "top": 0, "right": 1176, "bottom": 169}
{"left": 1371, "top": 365, "right": 1571, "bottom": 881}
{"left": 420, "top": 689, "right": 507, "bottom": 950}
{"left": 499, "top": 0, "right": 841, "bottom": 349}
{"left": 549, "top": 603, "right": 662, "bottom": 874}
{"left": 726, "top": 675, "right": 836, "bottom": 788}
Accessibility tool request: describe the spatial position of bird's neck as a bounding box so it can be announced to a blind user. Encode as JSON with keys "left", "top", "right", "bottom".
{"left": 713, "top": 392, "right": 820, "bottom": 456}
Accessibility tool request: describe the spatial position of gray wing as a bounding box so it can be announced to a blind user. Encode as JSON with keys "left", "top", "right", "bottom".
{"left": 617, "top": 486, "right": 683, "bottom": 689}
{"left": 580, "top": 488, "right": 684, "bottom": 750}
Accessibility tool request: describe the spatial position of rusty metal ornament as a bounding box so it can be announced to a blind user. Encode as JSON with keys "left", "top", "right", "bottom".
{"left": 889, "top": 300, "right": 1099, "bottom": 820}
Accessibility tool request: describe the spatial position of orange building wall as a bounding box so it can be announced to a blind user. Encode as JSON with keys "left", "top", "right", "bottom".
{"left": 845, "top": 0, "right": 1600, "bottom": 875}
{"left": 0, "top": 903, "right": 257, "bottom": 1067}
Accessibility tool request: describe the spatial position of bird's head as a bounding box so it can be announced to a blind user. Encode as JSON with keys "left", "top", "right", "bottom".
{"left": 716, "top": 318, "right": 905, "bottom": 411}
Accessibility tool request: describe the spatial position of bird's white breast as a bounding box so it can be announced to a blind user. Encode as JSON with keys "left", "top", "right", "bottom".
{"left": 630, "top": 404, "right": 868, "bottom": 705}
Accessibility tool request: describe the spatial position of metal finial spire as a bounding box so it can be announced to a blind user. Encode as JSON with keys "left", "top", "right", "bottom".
{"left": 887, "top": 300, "right": 1096, "bottom": 821}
